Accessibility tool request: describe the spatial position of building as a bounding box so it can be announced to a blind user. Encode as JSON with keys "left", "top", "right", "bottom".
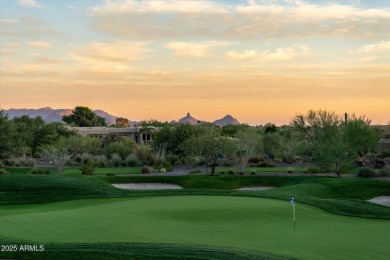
{"left": 68, "top": 127, "right": 158, "bottom": 144}
{"left": 378, "top": 138, "right": 390, "bottom": 153}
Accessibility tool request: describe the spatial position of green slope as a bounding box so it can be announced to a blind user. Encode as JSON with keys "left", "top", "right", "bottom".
{"left": 0, "top": 196, "right": 389, "bottom": 260}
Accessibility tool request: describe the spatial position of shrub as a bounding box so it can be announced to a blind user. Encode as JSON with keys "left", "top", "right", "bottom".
{"left": 250, "top": 171, "right": 256, "bottom": 175}
{"left": 33, "top": 152, "right": 41, "bottom": 158}
{"left": 106, "top": 173, "right": 116, "bottom": 176}
{"left": 0, "top": 169, "right": 9, "bottom": 174}
{"left": 307, "top": 167, "right": 320, "bottom": 174}
{"left": 357, "top": 167, "right": 377, "bottom": 178}
{"left": 74, "top": 154, "right": 82, "bottom": 164}
{"left": 166, "top": 154, "right": 181, "bottom": 165}
{"left": 44, "top": 169, "right": 50, "bottom": 174}
{"left": 18, "top": 157, "right": 35, "bottom": 167}
{"left": 93, "top": 155, "right": 108, "bottom": 167}
{"left": 287, "top": 167, "right": 293, "bottom": 174}
{"left": 31, "top": 168, "right": 43, "bottom": 174}
{"left": 239, "top": 172, "right": 244, "bottom": 175}
{"left": 189, "top": 169, "right": 201, "bottom": 174}
{"left": 228, "top": 170, "right": 235, "bottom": 175}
{"left": 126, "top": 154, "right": 140, "bottom": 167}
{"left": 378, "top": 168, "right": 389, "bottom": 176}
{"left": 0, "top": 161, "right": 3, "bottom": 167}
{"left": 256, "top": 161, "right": 275, "bottom": 167}
{"left": 81, "top": 153, "right": 93, "bottom": 164}
{"left": 141, "top": 165, "right": 151, "bottom": 174}
{"left": 220, "top": 171, "right": 225, "bottom": 174}
{"left": 80, "top": 159, "right": 94, "bottom": 175}
{"left": 248, "top": 157, "right": 261, "bottom": 163}
{"left": 3, "top": 159, "right": 16, "bottom": 166}
{"left": 111, "top": 153, "right": 122, "bottom": 167}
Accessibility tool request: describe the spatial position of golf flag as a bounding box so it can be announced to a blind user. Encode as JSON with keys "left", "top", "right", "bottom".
{"left": 290, "top": 196, "right": 296, "bottom": 232}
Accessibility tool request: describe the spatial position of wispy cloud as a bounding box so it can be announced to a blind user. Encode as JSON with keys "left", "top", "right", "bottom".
{"left": 90, "top": 0, "right": 390, "bottom": 39}
{"left": 356, "top": 41, "right": 390, "bottom": 53}
{"left": 18, "top": 0, "right": 44, "bottom": 9}
{"left": 69, "top": 41, "right": 149, "bottom": 65}
{"left": 164, "top": 41, "right": 226, "bottom": 58}
{"left": 29, "top": 41, "right": 51, "bottom": 48}
{"left": 226, "top": 44, "right": 310, "bottom": 61}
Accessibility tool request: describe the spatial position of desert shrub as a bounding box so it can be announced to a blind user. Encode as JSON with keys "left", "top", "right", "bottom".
{"left": 256, "top": 161, "right": 275, "bottom": 167}
{"left": 0, "top": 169, "right": 9, "bottom": 174}
{"left": 106, "top": 141, "right": 133, "bottom": 159}
{"left": 228, "top": 170, "right": 235, "bottom": 175}
{"left": 250, "top": 171, "right": 256, "bottom": 175}
{"left": 125, "top": 154, "right": 140, "bottom": 167}
{"left": 31, "top": 168, "right": 43, "bottom": 174}
{"left": 307, "top": 167, "right": 320, "bottom": 174}
{"left": 110, "top": 153, "right": 122, "bottom": 167}
{"left": 357, "top": 167, "right": 377, "bottom": 178}
{"left": 248, "top": 157, "right": 261, "bottom": 163}
{"left": 166, "top": 154, "right": 181, "bottom": 165}
{"left": 141, "top": 165, "right": 151, "bottom": 174}
{"left": 80, "top": 159, "right": 94, "bottom": 175}
{"left": 134, "top": 144, "right": 154, "bottom": 165}
{"left": 81, "top": 153, "right": 93, "bottom": 164}
{"left": 33, "top": 152, "right": 41, "bottom": 158}
{"left": 287, "top": 167, "right": 293, "bottom": 173}
{"left": 44, "top": 169, "right": 50, "bottom": 174}
{"left": 222, "top": 160, "right": 234, "bottom": 167}
{"left": 189, "top": 169, "right": 201, "bottom": 174}
{"left": 0, "top": 161, "right": 3, "bottom": 167}
{"left": 239, "top": 172, "right": 244, "bottom": 175}
{"left": 14, "top": 161, "right": 21, "bottom": 167}
{"left": 378, "top": 168, "right": 390, "bottom": 176}
{"left": 18, "top": 157, "right": 35, "bottom": 167}
{"left": 93, "top": 155, "right": 108, "bottom": 167}
{"left": 220, "top": 171, "right": 225, "bottom": 174}
{"left": 106, "top": 173, "right": 116, "bottom": 176}
{"left": 74, "top": 154, "right": 82, "bottom": 164}
{"left": 3, "top": 159, "right": 16, "bottom": 166}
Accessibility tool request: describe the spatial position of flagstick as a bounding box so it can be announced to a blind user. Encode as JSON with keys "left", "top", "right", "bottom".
{"left": 293, "top": 203, "right": 295, "bottom": 232}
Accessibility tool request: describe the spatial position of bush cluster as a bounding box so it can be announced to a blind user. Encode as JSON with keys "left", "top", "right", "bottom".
{"left": 357, "top": 167, "right": 377, "bottom": 178}
{"left": 30, "top": 168, "right": 50, "bottom": 174}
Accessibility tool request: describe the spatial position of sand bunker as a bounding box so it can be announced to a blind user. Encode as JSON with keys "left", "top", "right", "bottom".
{"left": 112, "top": 183, "right": 183, "bottom": 190}
{"left": 368, "top": 196, "right": 390, "bottom": 207}
{"left": 236, "top": 186, "right": 276, "bottom": 191}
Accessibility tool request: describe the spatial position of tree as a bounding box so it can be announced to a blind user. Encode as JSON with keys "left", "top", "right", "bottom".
{"left": 115, "top": 117, "right": 129, "bottom": 128}
{"left": 42, "top": 146, "right": 72, "bottom": 174}
{"left": 62, "top": 106, "right": 106, "bottom": 127}
{"left": 233, "top": 129, "right": 261, "bottom": 173}
{"left": 182, "top": 131, "right": 237, "bottom": 175}
{"left": 0, "top": 110, "right": 23, "bottom": 158}
{"left": 312, "top": 129, "right": 355, "bottom": 177}
{"left": 264, "top": 123, "right": 278, "bottom": 134}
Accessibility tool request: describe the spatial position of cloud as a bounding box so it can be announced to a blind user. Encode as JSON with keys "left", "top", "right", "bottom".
{"left": 164, "top": 41, "right": 226, "bottom": 58}
{"left": 226, "top": 44, "right": 310, "bottom": 61}
{"left": 18, "top": 0, "right": 44, "bottom": 9}
{"left": 29, "top": 41, "right": 51, "bottom": 48}
{"left": 356, "top": 41, "right": 390, "bottom": 53}
{"left": 90, "top": 1, "right": 390, "bottom": 40}
{"left": 69, "top": 41, "right": 149, "bottom": 65}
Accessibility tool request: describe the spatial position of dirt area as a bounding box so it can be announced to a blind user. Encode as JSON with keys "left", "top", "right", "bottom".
{"left": 368, "top": 196, "right": 390, "bottom": 207}
{"left": 112, "top": 183, "right": 183, "bottom": 190}
{"left": 235, "top": 186, "right": 276, "bottom": 191}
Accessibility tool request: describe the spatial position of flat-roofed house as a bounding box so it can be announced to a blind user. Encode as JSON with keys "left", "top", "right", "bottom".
{"left": 68, "top": 127, "right": 157, "bottom": 144}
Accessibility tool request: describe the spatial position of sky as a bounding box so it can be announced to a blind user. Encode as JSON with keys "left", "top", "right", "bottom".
{"left": 0, "top": 0, "right": 389, "bottom": 125}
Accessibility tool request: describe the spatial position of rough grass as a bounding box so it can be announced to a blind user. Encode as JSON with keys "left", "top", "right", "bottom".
{"left": 0, "top": 196, "right": 389, "bottom": 260}
{"left": 0, "top": 241, "right": 292, "bottom": 260}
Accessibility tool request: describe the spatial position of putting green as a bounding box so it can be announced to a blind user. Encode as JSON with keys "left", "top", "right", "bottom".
{"left": 0, "top": 196, "right": 389, "bottom": 260}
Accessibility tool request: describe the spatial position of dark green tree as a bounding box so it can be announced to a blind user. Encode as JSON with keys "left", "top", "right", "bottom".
{"left": 0, "top": 110, "right": 23, "bottom": 158}
{"left": 62, "top": 106, "right": 106, "bottom": 127}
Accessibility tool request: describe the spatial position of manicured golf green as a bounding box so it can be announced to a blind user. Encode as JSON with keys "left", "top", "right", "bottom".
{"left": 0, "top": 196, "right": 389, "bottom": 260}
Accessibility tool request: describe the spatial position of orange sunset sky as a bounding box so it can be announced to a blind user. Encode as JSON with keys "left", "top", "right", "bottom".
{"left": 0, "top": 0, "right": 389, "bottom": 125}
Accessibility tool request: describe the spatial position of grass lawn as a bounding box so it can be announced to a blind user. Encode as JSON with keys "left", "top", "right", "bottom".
{"left": 1, "top": 167, "right": 142, "bottom": 175}
{"left": 0, "top": 196, "right": 389, "bottom": 260}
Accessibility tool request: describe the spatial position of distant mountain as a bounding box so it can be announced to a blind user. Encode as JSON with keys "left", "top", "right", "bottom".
{"left": 178, "top": 113, "right": 200, "bottom": 125}
{"left": 3, "top": 107, "right": 119, "bottom": 125}
{"left": 213, "top": 115, "right": 240, "bottom": 127}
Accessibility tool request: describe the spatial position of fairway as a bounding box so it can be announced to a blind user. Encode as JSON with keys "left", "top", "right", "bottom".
{"left": 0, "top": 196, "right": 389, "bottom": 260}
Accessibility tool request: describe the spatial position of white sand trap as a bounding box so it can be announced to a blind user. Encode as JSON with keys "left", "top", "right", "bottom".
{"left": 236, "top": 186, "right": 276, "bottom": 191}
{"left": 112, "top": 183, "right": 183, "bottom": 190}
{"left": 368, "top": 196, "right": 390, "bottom": 207}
